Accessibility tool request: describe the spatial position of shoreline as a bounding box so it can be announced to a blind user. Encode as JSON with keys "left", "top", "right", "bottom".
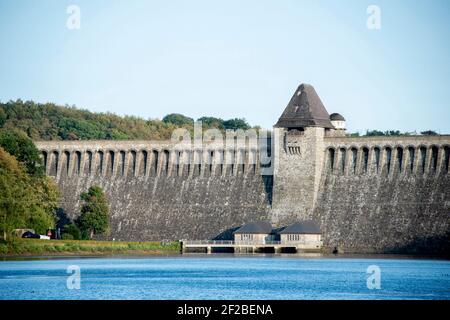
{"left": 1, "top": 239, "right": 448, "bottom": 260}
{"left": 0, "top": 239, "right": 181, "bottom": 258}
{"left": 2, "top": 252, "right": 449, "bottom": 261}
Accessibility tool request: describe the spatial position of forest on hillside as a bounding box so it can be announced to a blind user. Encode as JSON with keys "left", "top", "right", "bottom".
{"left": 0, "top": 100, "right": 438, "bottom": 141}
{"left": 0, "top": 100, "right": 258, "bottom": 141}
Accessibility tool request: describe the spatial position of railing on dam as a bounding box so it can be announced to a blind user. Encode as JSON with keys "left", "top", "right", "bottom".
{"left": 182, "top": 240, "right": 236, "bottom": 246}
{"left": 181, "top": 240, "right": 321, "bottom": 246}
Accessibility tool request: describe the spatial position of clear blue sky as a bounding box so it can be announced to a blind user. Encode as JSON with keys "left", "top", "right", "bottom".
{"left": 0, "top": 0, "right": 449, "bottom": 133}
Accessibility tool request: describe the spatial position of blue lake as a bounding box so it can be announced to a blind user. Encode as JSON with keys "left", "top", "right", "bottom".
{"left": 0, "top": 255, "right": 449, "bottom": 300}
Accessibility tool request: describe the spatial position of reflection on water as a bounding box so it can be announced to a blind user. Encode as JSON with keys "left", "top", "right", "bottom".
{"left": 0, "top": 254, "right": 449, "bottom": 300}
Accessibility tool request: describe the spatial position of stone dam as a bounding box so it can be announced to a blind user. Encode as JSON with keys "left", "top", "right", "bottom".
{"left": 35, "top": 84, "right": 450, "bottom": 254}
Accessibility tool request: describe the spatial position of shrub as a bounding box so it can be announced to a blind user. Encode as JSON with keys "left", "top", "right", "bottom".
{"left": 63, "top": 223, "right": 81, "bottom": 240}
{"left": 61, "top": 233, "right": 74, "bottom": 240}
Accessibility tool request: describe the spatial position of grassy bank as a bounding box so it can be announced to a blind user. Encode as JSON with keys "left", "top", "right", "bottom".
{"left": 0, "top": 238, "right": 181, "bottom": 256}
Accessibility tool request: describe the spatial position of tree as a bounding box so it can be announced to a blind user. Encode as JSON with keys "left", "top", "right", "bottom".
{"left": 0, "top": 108, "right": 6, "bottom": 127}
{"left": 222, "top": 118, "right": 251, "bottom": 130}
{"left": 0, "top": 147, "right": 57, "bottom": 239}
{"left": 197, "top": 116, "right": 224, "bottom": 129}
{"left": 0, "top": 129, "right": 44, "bottom": 177}
{"left": 63, "top": 223, "right": 82, "bottom": 240}
{"left": 0, "top": 100, "right": 259, "bottom": 141}
{"left": 162, "top": 113, "right": 194, "bottom": 126}
{"left": 421, "top": 130, "right": 438, "bottom": 136}
{"left": 385, "top": 130, "right": 402, "bottom": 136}
{"left": 77, "top": 186, "right": 110, "bottom": 239}
{"left": 365, "top": 130, "right": 385, "bottom": 137}
{"left": 364, "top": 130, "right": 409, "bottom": 137}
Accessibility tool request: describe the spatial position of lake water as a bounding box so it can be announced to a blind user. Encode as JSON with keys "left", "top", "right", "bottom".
{"left": 0, "top": 255, "right": 449, "bottom": 300}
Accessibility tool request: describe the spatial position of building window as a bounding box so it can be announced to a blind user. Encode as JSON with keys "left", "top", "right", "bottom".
{"left": 241, "top": 234, "right": 253, "bottom": 241}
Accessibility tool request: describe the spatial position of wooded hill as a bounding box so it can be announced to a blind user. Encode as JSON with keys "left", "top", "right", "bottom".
{"left": 0, "top": 100, "right": 257, "bottom": 141}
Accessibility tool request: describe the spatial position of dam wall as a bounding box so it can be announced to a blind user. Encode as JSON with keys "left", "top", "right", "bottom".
{"left": 35, "top": 134, "right": 450, "bottom": 253}
{"left": 34, "top": 134, "right": 450, "bottom": 253}
{"left": 313, "top": 135, "right": 450, "bottom": 253}
{"left": 32, "top": 82, "right": 450, "bottom": 253}
{"left": 35, "top": 140, "right": 273, "bottom": 241}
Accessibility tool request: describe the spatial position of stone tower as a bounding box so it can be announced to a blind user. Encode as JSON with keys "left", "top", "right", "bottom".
{"left": 271, "top": 83, "right": 334, "bottom": 226}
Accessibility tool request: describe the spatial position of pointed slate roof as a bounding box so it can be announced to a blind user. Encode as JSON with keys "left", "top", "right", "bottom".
{"left": 275, "top": 84, "right": 334, "bottom": 129}
{"left": 279, "top": 220, "right": 321, "bottom": 234}
{"left": 233, "top": 221, "right": 273, "bottom": 234}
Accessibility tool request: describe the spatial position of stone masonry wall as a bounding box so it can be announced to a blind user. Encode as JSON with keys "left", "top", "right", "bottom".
{"left": 35, "top": 140, "right": 272, "bottom": 241}
{"left": 271, "top": 127, "right": 325, "bottom": 226}
{"left": 313, "top": 135, "right": 450, "bottom": 253}
{"left": 35, "top": 135, "right": 450, "bottom": 253}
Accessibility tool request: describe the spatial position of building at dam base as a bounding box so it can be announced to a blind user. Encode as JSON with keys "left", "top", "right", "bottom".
{"left": 35, "top": 84, "right": 450, "bottom": 254}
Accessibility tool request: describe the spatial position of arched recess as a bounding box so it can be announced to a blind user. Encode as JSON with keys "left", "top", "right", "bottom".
{"left": 250, "top": 149, "right": 257, "bottom": 175}
{"left": 216, "top": 150, "right": 224, "bottom": 176}
{"left": 193, "top": 150, "right": 202, "bottom": 177}
{"left": 106, "top": 150, "right": 115, "bottom": 176}
{"left": 150, "top": 150, "right": 159, "bottom": 176}
{"left": 74, "top": 151, "right": 82, "bottom": 175}
{"left": 162, "top": 150, "right": 170, "bottom": 176}
{"left": 339, "top": 148, "right": 346, "bottom": 174}
{"left": 84, "top": 151, "right": 93, "bottom": 175}
{"left": 206, "top": 150, "right": 214, "bottom": 177}
{"left": 373, "top": 147, "right": 381, "bottom": 174}
{"left": 396, "top": 147, "right": 403, "bottom": 173}
{"left": 96, "top": 151, "right": 104, "bottom": 175}
{"left": 237, "top": 149, "right": 245, "bottom": 175}
{"left": 49, "top": 151, "right": 59, "bottom": 176}
{"left": 407, "top": 146, "right": 415, "bottom": 173}
{"left": 228, "top": 149, "right": 235, "bottom": 176}
{"left": 62, "top": 151, "right": 71, "bottom": 176}
{"left": 430, "top": 145, "right": 439, "bottom": 173}
{"left": 138, "top": 150, "right": 148, "bottom": 176}
{"left": 174, "top": 150, "right": 182, "bottom": 177}
{"left": 419, "top": 146, "right": 427, "bottom": 174}
{"left": 351, "top": 147, "right": 358, "bottom": 174}
{"left": 183, "top": 150, "right": 192, "bottom": 177}
{"left": 41, "top": 151, "right": 48, "bottom": 173}
{"left": 384, "top": 147, "right": 392, "bottom": 175}
{"left": 119, "top": 150, "right": 126, "bottom": 176}
{"left": 129, "top": 150, "right": 137, "bottom": 176}
{"left": 362, "top": 147, "right": 369, "bottom": 174}
{"left": 327, "top": 148, "right": 335, "bottom": 172}
{"left": 444, "top": 146, "right": 450, "bottom": 173}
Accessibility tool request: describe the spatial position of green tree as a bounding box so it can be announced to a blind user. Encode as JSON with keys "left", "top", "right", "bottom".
{"left": 0, "top": 147, "right": 57, "bottom": 239}
{"left": 364, "top": 130, "right": 410, "bottom": 137}
{"left": 365, "top": 130, "right": 386, "bottom": 137}
{"left": 0, "top": 129, "right": 44, "bottom": 177}
{"left": 162, "top": 113, "right": 194, "bottom": 126}
{"left": 197, "top": 116, "right": 224, "bottom": 129}
{"left": 63, "top": 223, "right": 82, "bottom": 240}
{"left": 421, "top": 130, "right": 438, "bottom": 136}
{"left": 385, "top": 130, "right": 402, "bottom": 136}
{"left": 0, "top": 100, "right": 259, "bottom": 141}
{"left": 77, "top": 186, "right": 110, "bottom": 239}
{"left": 222, "top": 118, "right": 251, "bottom": 130}
{"left": 0, "top": 108, "right": 6, "bottom": 127}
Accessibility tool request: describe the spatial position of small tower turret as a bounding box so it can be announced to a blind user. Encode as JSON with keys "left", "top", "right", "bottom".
{"left": 328, "top": 113, "right": 346, "bottom": 137}
{"left": 330, "top": 113, "right": 346, "bottom": 129}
